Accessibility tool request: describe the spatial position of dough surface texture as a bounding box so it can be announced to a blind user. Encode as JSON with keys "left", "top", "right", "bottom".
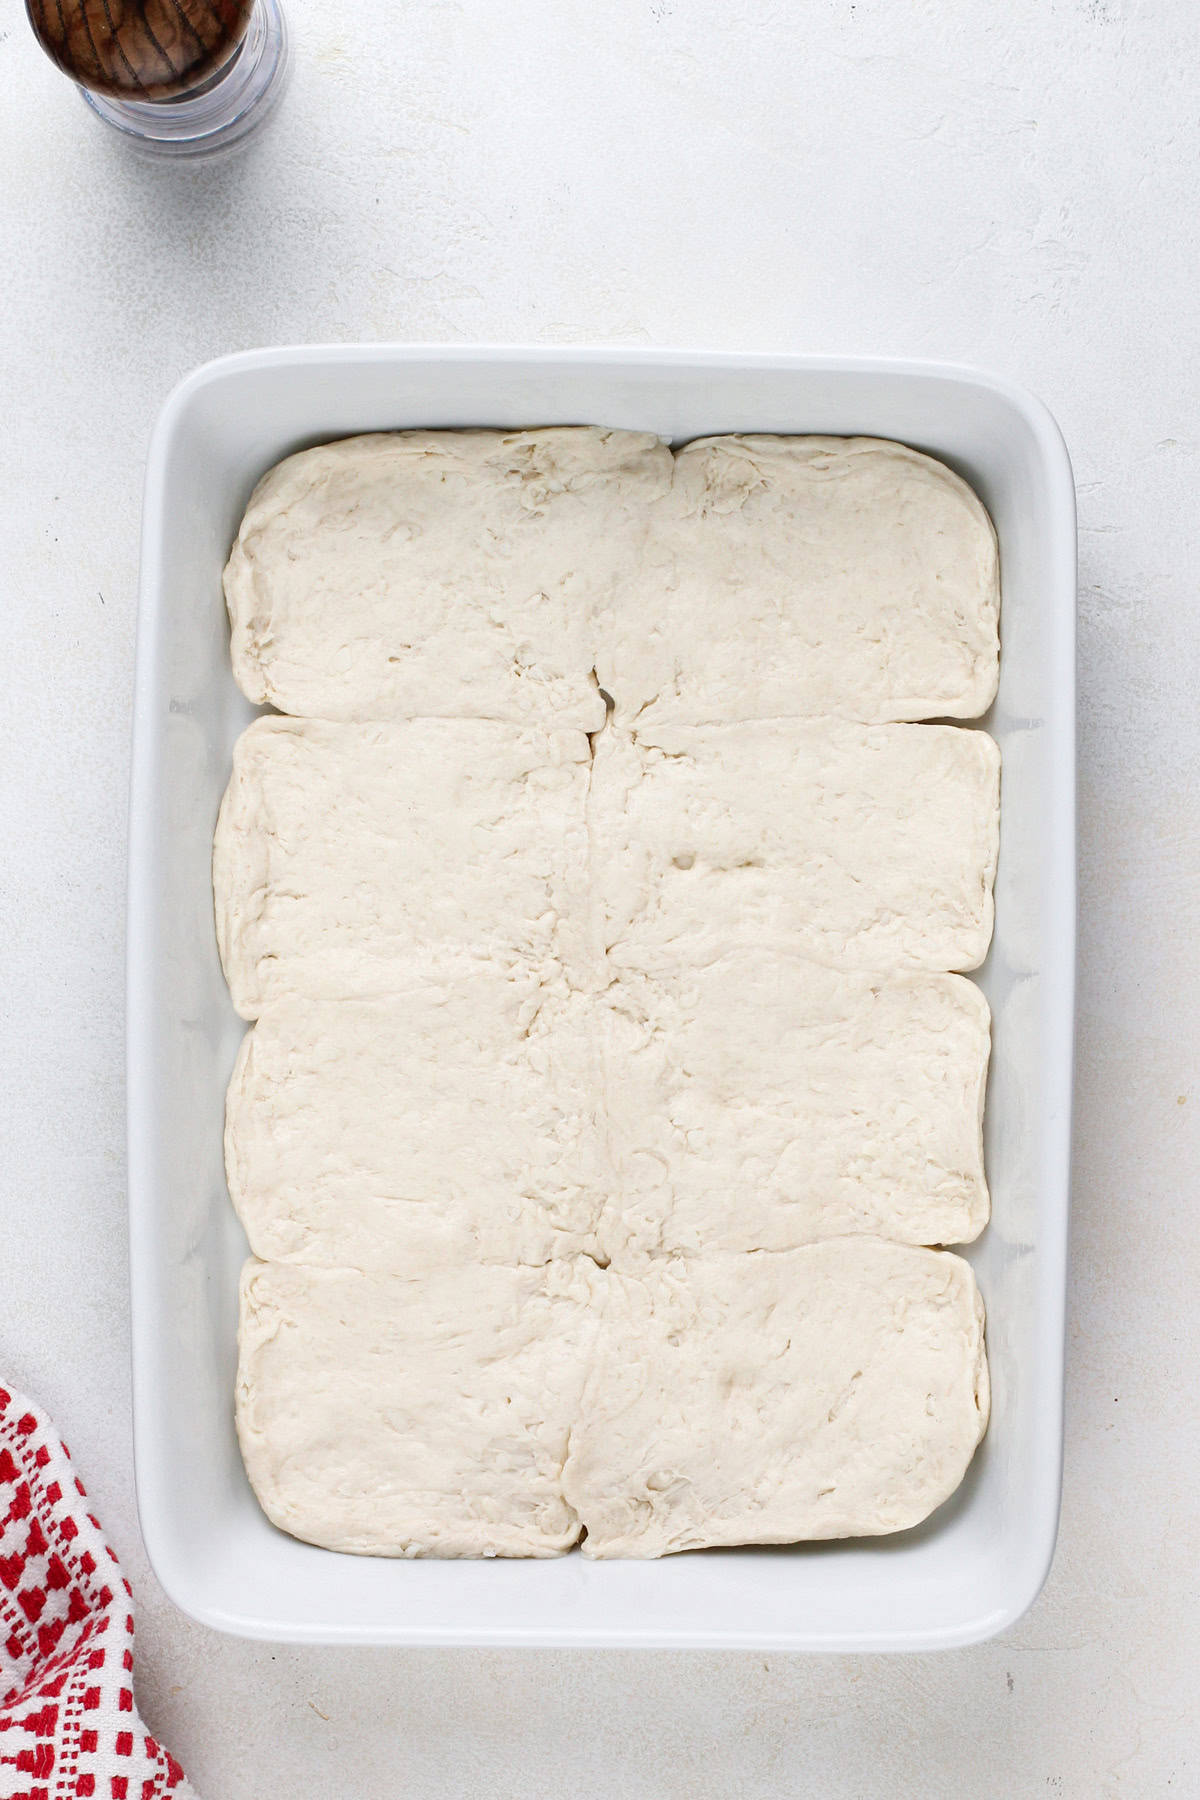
{"left": 597, "top": 435, "right": 1000, "bottom": 726}
{"left": 237, "top": 1256, "right": 598, "bottom": 1557}
{"left": 591, "top": 720, "right": 1000, "bottom": 974}
{"left": 219, "top": 429, "right": 1000, "bottom": 1560}
{"left": 224, "top": 427, "right": 673, "bottom": 728}
{"left": 564, "top": 1238, "right": 989, "bottom": 1557}
{"left": 599, "top": 954, "right": 990, "bottom": 1259}
{"left": 226, "top": 432, "right": 998, "bottom": 731}
{"left": 227, "top": 977, "right": 606, "bottom": 1271}
{"left": 213, "top": 715, "right": 594, "bottom": 1017}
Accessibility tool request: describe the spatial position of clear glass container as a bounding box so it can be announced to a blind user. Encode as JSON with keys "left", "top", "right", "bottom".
{"left": 27, "top": 0, "right": 290, "bottom": 159}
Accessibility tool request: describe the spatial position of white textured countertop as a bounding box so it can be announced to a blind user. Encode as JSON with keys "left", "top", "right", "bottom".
{"left": 2, "top": 2, "right": 1197, "bottom": 1793}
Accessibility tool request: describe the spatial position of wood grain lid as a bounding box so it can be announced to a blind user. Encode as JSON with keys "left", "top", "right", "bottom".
{"left": 26, "top": 0, "right": 256, "bottom": 100}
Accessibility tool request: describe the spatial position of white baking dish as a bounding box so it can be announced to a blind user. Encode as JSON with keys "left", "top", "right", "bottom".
{"left": 128, "top": 347, "right": 1075, "bottom": 1649}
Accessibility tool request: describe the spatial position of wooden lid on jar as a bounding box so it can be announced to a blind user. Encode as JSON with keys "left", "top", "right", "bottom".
{"left": 26, "top": 0, "right": 256, "bottom": 100}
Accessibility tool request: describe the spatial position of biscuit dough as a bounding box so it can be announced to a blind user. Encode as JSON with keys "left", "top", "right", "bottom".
{"left": 224, "top": 427, "right": 673, "bottom": 727}
{"left": 219, "top": 428, "right": 1000, "bottom": 1559}
{"left": 564, "top": 1239, "right": 989, "bottom": 1557}
{"left": 597, "top": 435, "right": 1000, "bottom": 726}
{"left": 599, "top": 954, "right": 991, "bottom": 1259}
{"left": 227, "top": 432, "right": 998, "bottom": 731}
{"left": 237, "top": 1255, "right": 599, "bottom": 1557}
{"left": 591, "top": 720, "right": 1000, "bottom": 974}
{"left": 213, "top": 715, "right": 594, "bottom": 1016}
{"left": 227, "top": 976, "right": 606, "bottom": 1271}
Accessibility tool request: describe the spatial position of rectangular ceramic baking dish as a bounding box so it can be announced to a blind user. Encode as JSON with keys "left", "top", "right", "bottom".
{"left": 128, "top": 347, "right": 1075, "bottom": 1649}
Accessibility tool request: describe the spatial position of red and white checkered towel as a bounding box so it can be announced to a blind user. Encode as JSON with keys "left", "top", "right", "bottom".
{"left": 0, "top": 1382, "right": 196, "bottom": 1800}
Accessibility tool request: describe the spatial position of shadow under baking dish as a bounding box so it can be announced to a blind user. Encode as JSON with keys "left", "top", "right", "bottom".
{"left": 128, "top": 346, "right": 1075, "bottom": 1649}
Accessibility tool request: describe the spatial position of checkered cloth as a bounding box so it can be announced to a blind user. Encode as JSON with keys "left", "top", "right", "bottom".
{"left": 0, "top": 1382, "right": 196, "bottom": 1800}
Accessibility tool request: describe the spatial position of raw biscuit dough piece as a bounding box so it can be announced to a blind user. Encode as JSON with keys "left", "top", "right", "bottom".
{"left": 224, "top": 427, "right": 674, "bottom": 727}
{"left": 227, "top": 974, "right": 607, "bottom": 1271}
{"left": 237, "top": 1256, "right": 599, "bottom": 1557}
{"left": 213, "top": 715, "right": 594, "bottom": 1017}
{"left": 598, "top": 435, "right": 1000, "bottom": 725}
{"left": 599, "top": 954, "right": 990, "bottom": 1259}
{"left": 565, "top": 1238, "right": 989, "bottom": 1557}
{"left": 591, "top": 720, "right": 1000, "bottom": 974}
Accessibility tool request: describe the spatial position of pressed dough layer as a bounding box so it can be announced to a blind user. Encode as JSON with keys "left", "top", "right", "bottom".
{"left": 598, "top": 954, "right": 991, "bottom": 1259}
{"left": 591, "top": 720, "right": 1000, "bottom": 974}
{"left": 226, "top": 431, "right": 999, "bottom": 730}
{"left": 597, "top": 435, "right": 1000, "bottom": 726}
{"left": 227, "top": 976, "right": 607, "bottom": 1271}
{"left": 213, "top": 715, "right": 594, "bottom": 1017}
{"left": 223, "top": 426, "right": 673, "bottom": 728}
{"left": 219, "top": 427, "right": 1000, "bottom": 1560}
{"left": 237, "top": 1256, "right": 599, "bottom": 1557}
{"left": 563, "top": 1238, "right": 989, "bottom": 1558}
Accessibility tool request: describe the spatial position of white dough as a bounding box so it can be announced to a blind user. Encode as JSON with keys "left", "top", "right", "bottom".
{"left": 226, "top": 431, "right": 998, "bottom": 731}
{"left": 564, "top": 1239, "right": 989, "bottom": 1557}
{"left": 227, "top": 976, "right": 607, "bottom": 1271}
{"left": 597, "top": 435, "right": 1000, "bottom": 725}
{"left": 218, "top": 428, "right": 1001, "bottom": 1559}
{"left": 591, "top": 720, "right": 999, "bottom": 974}
{"left": 237, "top": 1255, "right": 599, "bottom": 1557}
{"left": 213, "top": 715, "right": 595, "bottom": 1017}
{"left": 224, "top": 427, "right": 674, "bottom": 727}
{"left": 599, "top": 954, "right": 991, "bottom": 1259}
